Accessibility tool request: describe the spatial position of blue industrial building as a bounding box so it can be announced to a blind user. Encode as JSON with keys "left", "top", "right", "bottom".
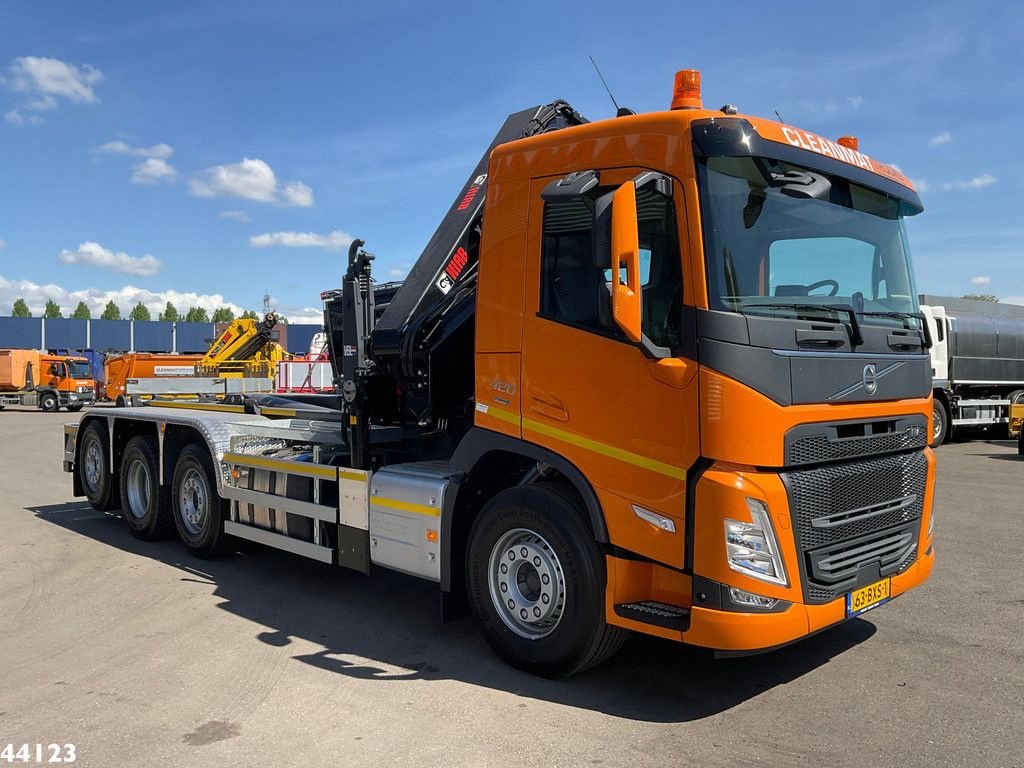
{"left": 0, "top": 317, "right": 322, "bottom": 355}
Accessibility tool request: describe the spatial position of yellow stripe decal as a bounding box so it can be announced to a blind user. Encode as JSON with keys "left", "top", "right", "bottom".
{"left": 372, "top": 497, "right": 440, "bottom": 517}
{"left": 223, "top": 452, "right": 339, "bottom": 480}
{"left": 338, "top": 470, "right": 367, "bottom": 483}
{"left": 481, "top": 405, "right": 522, "bottom": 426}
{"left": 149, "top": 401, "right": 246, "bottom": 413}
{"left": 260, "top": 407, "right": 297, "bottom": 418}
{"left": 477, "top": 403, "right": 684, "bottom": 481}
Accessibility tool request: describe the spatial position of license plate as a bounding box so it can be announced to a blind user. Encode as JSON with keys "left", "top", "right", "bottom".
{"left": 846, "top": 578, "right": 891, "bottom": 617}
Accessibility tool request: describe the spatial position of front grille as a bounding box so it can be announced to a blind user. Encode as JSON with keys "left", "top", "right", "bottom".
{"left": 784, "top": 450, "right": 926, "bottom": 603}
{"left": 785, "top": 415, "right": 927, "bottom": 466}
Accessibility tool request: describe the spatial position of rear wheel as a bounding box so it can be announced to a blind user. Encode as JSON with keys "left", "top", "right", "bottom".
{"left": 119, "top": 436, "right": 174, "bottom": 540}
{"left": 466, "top": 483, "right": 626, "bottom": 677}
{"left": 78, "top": 421, "right": 120, "bottom": 511}
{"left": 39, "top": 393, "right": 59, "bottom": 412}
{"left": 171, "top": 444, "right": 231, "bottom": 557}
{"left": 930, "top": 398, "right": 949, "bottom": 448}
{"left": 115, "top": 395, "right": 127, "bottom": 407}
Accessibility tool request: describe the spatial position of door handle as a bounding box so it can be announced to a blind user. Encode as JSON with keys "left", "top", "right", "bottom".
{"left": 529, "top": 390, "right": 569, "bottom": 422}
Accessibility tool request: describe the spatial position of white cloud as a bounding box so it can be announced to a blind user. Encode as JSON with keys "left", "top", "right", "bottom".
{"left": 189, "top": 158, "right": 314, "bottom": 207}
{"left": 928, "top": 132, "right": 952, "bottom": 147}
{"left": 4, "top": 108, "right": 43, "bottom": 126}
{"left": 911, "top": 178, "right": 930, "bottom": 192}
{"left": 941, "top": 173, "right": 996, "bottom": 191}
{"left": 130, "top": 157, "right": 178, "bottom": 185}
{"left": 847, "top": 95, "right": 863, "bottom": 108}
{"left": 219, "top": 210, "right": 250, "bottom": 222}
{"left": 280, "top": 180, "right": 314, "bottom": 208}
{"left": 0, "top": 274, "right": 243, "bottom": 319}
{"left": 97, "top": 141, "right": 173, "bottom": 159}
{"left": 57, "top": 242, "right": 161, "bottom": 277}
{"left": 0, "top": 239, "right": 5, "bottom": 251}
{"left": 971, "top": 276, "right": 991, "bottom": 286}
{"left": 1002, "top": 296, "right": 1024, "bottom": 306}
{"left": 3, "top": 57, "right": 103, "bottom": 124}
{"left": 250, "top": 230, "right": 354, "bottom": 250}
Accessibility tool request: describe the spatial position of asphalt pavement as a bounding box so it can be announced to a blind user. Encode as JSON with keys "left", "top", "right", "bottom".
{"left": 0, "top": 405, "right": 1021, "bottom": 767}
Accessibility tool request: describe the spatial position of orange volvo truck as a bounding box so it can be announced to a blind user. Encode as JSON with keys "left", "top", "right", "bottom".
{"left": 62, "top": 70, "right": 935, "bottom": 676}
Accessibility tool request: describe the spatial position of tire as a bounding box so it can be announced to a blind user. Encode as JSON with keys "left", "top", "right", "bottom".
{"left": 67, "top": 404, "right": 84, "bottom": 412}
{"left": 466, "top": 483, "right": 627, "bottom": 677}
{"left": 115, "top": 395, "right": 127, "bottom": 408}
{"left": 40, "top": 393, "right": 59, "bottom": 412}
{"left": 78, "top": 421, "right": 121, "bottom": 511}
{"left": 930, "top": 399, "right": 949, "bottom": 448}
{"left": 171, "top": 444, "right": 231, "bottom": 557}
{"left": 119, "top": 436, "right": 174, "bottom": 540}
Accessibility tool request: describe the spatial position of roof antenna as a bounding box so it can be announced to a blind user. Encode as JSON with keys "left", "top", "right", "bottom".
{"left": 589, "top": 56, "right": 634, "bottom": 117}
{"left": 774, "top": 109, "right": 785, "bottom": 123}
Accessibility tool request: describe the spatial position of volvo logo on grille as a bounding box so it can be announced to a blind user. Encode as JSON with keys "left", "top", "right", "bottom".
{"left": 863, "top": 364, "right": 879, "bottom": 395}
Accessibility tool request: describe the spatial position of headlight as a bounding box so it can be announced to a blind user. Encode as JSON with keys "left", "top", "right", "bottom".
{"left": 724, "top": 498, "right": 788, "bottom": 586}
{"left": 68, "top": 393, "right": 78, "bottom": 401}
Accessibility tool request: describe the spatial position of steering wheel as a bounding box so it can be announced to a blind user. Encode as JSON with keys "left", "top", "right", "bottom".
{"left": 806, "top": 279, "right": 840, "bottom": 296}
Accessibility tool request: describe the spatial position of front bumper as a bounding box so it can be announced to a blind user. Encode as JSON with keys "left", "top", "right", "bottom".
{"left": 684, "top": 543, "right": 934, "bottom": 653}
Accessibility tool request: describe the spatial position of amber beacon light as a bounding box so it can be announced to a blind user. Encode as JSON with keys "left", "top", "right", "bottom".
{"left": 671, "top": 69, "right": 702, "bottom": 110}
{"left": 837, "top": 136, "right": 859, "bottom": 151}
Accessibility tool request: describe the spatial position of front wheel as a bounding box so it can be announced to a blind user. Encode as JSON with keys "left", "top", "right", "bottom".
{"left": 171, "top": 444, "right": 231, "bottom": 557}
{"left": 39, "top": 393, "right": 59, "bottom": 412}
{"left": 466, "top": 483, "right": 626, "bottom": 677}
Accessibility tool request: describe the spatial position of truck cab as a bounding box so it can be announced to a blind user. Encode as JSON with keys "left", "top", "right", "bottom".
{"left": 40, "top": 355, "right": 96, "bottom": 412}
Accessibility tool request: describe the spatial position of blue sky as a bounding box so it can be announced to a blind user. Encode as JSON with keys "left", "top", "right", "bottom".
{"left": 1, "top": 0, "right": 1021, "bottom": 322}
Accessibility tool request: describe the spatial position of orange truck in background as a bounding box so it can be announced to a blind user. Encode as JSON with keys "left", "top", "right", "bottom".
{"left": 0, "top": 349, "right": 96, "bottom": 412}
{"left": 104, "top": 353, "right": 203, "bottom": 406}
{"left": 63, "top": 70, "right": 935, "bottom": 676}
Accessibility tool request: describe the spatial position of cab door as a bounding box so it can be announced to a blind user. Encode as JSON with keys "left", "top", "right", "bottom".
{"left": 520, "top": 168, "right": 700, "bottom": 568}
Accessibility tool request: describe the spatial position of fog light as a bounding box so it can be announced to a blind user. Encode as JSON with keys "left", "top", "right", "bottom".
{"left": 724, "top": 498, "right": 788, "bottom": 586}
{"left": 728, "top": 587, "right": 779, "bottom": 610}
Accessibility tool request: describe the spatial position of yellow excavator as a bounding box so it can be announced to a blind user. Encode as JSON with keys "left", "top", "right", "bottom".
{"left": 195, "top": 313, "right": 289, "bottom": 379}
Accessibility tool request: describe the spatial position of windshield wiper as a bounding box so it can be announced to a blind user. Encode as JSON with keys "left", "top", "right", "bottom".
{"left": 742, "top": 302, "right": 864, "bottom": 347}
{"left": 858, "top": 310, "right": 932, "bottom": 348}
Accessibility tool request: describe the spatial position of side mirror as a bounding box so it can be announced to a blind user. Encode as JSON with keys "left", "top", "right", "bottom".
{"left": 610, "top": 181, "right": 643, "bottom": 342}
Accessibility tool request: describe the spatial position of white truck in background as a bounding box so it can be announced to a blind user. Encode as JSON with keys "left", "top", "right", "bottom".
{"left": 920, "top": 295, "right": 1024, "bottom": 446}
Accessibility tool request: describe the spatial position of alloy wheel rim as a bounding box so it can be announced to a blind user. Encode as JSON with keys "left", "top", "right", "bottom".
{"left": 179, "top": 467, "right": 207, "bottom": 535}
{"left": 487, "top": 527, "right": 566, "bottom": 639}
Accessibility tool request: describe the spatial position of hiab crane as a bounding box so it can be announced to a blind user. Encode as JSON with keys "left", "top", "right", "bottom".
{"left": 61, "top": 72, "right": 935, "bottom": 676}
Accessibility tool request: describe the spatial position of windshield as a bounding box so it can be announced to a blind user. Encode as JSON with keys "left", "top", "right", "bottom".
{"left": 68, "top": 362, "right": 92, "bottom": 379}
{"left": 697, "top": 155, "right": 919, "bottom": 324}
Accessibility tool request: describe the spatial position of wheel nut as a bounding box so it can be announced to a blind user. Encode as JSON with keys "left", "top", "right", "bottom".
{"left": 507, "top": 599, "right": 515, "bottom": 610}
{"left": 533, "top": 556, "right": 541, "bottom": 567}
{"left": 500, "top": 563, "right": 507, "bottom": 574}
{"left": 541, "top": 594, "right": 549, "bottom": 604}
{"left": 541, "top": 574, "right": 550, "bottom": 585}
{"left": 500, "top": 582, "right": 507, "bottom": 593}
{"left": 533, "top": 607, "right": 541, "bottom": 617}
{"left": 520, "top": 609, "right": 528, "bottom": 619}
{"left": 520, "top": 547, "right": 528, "bottom": 558}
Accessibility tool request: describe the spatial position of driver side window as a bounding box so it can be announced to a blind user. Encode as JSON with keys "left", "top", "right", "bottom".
{"left": 539, "top": 184, "right": 683, "bottom": 348}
